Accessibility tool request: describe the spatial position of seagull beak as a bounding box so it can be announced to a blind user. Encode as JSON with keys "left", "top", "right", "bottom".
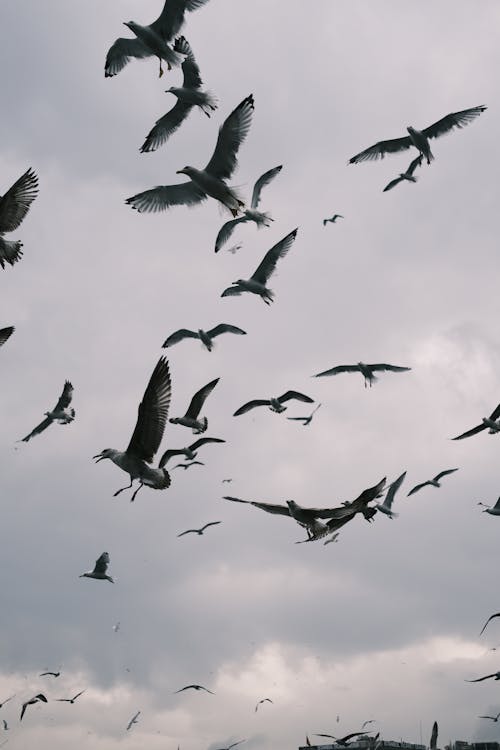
{"left": 176, "top": 169, "right": 186, "bottom": 175}
{"left": 93, "top": 453, "right": 104, "bottom": 462}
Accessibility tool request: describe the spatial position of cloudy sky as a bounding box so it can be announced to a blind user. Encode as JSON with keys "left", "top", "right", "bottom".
{"left": 1, "top": 1, "right": 500, "bottom": 748}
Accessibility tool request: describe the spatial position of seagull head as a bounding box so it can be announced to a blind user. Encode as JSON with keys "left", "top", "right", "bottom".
{"left": 123, "top": 21, "right": 138, "bottom": 32}
{"left": 176, "top": 166, "right": 192, "bottom": 176}
{"left": 93, "top": 449, "right": 114, "bottom": 463}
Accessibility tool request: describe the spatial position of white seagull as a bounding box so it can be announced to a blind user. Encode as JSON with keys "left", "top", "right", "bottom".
{"left": 383, "top": 154, "right": 423, "bottom": 192}
{"left": 233, "top": 390, "right": 314, "bottom": 416}
{"left": 0, "top": 168, "right": 38, "bottom": 269}
{"left": 127, "top": 711, "right": 141, "bottom": 731}
{"left": 163, "top": 323, "right": 246, "bottom": 352}
{"left": 159, "top": 436, "right": 225, "bottom": 465}
{"left": 169, "top": 378, "right": 219, "bottom": 433}
{"left": 452, "top": 403, "right": 500, "bottom": 440}
{"left": 407, "top": 469, "right": 458, "bottom": 497}
{"left": 20, "top": 381, "right": 75, "bottom": 442}
{"left": 79, "top": 552, "right": 114, "bottom": 583}
{"left": 478, "top": 497, "right": 500, "bottom": 516}
{"left": 323, "top": 214, "right": 343, "bottom": 226}
{"left": 93, "top": 358, "right": 172, "bottom": 502}
{"left": 140, "top": 36, "right": 218, "bottom": 152}
{"left": 177, "top": 521, "right": 221, "bottom": 537}
{"left": 127, "top": 95, "right": 254, "bottom": 216}
{"left": 214, "top": 165, "right": 282, "bottom": 253}
{"left": 349, "top": 105, "right": 487, "bottom": 165}
{"left": 221, "top": 227, "right": 298, "bottom": 304}
{"left": 373, "top": 471, "right": 406, "bottom": 518}
{"left": 314, "top": 361, "right": 411, "bottom": 388}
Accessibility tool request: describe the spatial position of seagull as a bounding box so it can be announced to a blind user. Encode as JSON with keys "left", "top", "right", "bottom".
{"left": 214, "top": 165, "right": 282, "bottom": 253}
{"left": 466, "top": 672, "right": 500, "bottom": 682}
{"left": 163, "top": 324, "right": 246, "bottom": 352}
{"left": 478, "top": 498, "right": 500, "bottom": 516}
{"left": 159, "top": 437, "right": 225, "bottom": 466}
{"left": 313, "top": 362, "right": 411, "bottom": 388}
{"left": 221, "top": 228, "right": 298, "bottom": 304}
{"left": 222, "top": 478, "right": 233, "bottom": 483}
{"left": 452, "top": 403, "right": 500, "bottom": 440}
{"left": 20, "top": 694, "right": 47, "bottom": 721}
{"left": 0, "top": 327, "right": 14, "bottom": 347}
{"left": 295, "top": 519, "right": 339, "bottom": 544}
{"left": 430, "top": 721, "right": 438, "bottom": 750}
{"left": 140, "top": 36, "right": 218, "bottom": 152}
{"left": 255, "top": 698, "right": 273, "bottom": 712}
{"left": 56, "top": 690, "right": 85, "bottom": 704}
{"left": 0, "top": 697, "right": 14, "bottom": 710}
{"left": 479, "top": 712, "right": 500, "bottom": 722}
{"left": 169, "top": 378, "right": 219, "bottom": 433}
{"left": 323, "top": 214, "right": 343, "bottom": 226}
{"left": 407, "top": 469, "right": 458, "bottom": 497}
{"left": 214, "top": 742, "right": 245, "bottom": 750}
{"left": 1, "top": 721, "right": 7, "bottom": 731}
{"left": 479, "top": 613, "right": 500, "bottom": 636}
{"left": 127, "top": 95, "right": 254, "bottom": 217}
{"left": 383, "top": 154, "right": 423, "bottom": 192}
{"left": 79, "top": 552, "right": 114, "bottom": 583}
{"left": 127, "top": 711, "right": 141, "bottom": 731}
{"left": 0, "top": 168, "right": 38, "bottom": 269}
{"left": 20, "top": 381, "right": 75, "bottom": 442}
{"left": 104, "top": 0, "right": 210, "bottom": 78}
{"left": 234, "top": 390, "right": 314, "bottom": 417}
{"left": 178, "top": 522, "right": 221, "bottom": 537}
{"left": 362, "top": 721, "right": 376, "bottom": 730}
{"left": 93, "top": 358, "right": 172, "bottom": 502}
{"left": 39, "top": 671, "right": 60, "bottom": 678}
{"left": 287, "top": 403, "right": 322, "bottom": 426}
{"left": 314, "top": 732, "right": 371, "bottom": 746}
{"left": 173, "top": 461, "right": 205, "bottom": 470}
{"left": 174, "top": 684, "right": 214, "bottom": 694}
{"left": 349, "top": 105, "right": 487, "bottom": 165}
{"left": 373, "top": 471, "right": 406, "bottom": 518}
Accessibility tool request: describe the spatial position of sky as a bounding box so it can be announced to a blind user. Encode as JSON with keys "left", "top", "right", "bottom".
{"left": 0, "top": 1, "right": 500, "bottom": 748}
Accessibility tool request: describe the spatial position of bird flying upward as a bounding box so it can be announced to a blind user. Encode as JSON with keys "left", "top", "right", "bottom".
{"left": 233, "top": 390, "right": 314, "bottom": 416}
{"left": 163, "top": 324, "right": 246, "bottom": 352}
{"left": 20, "top": 381, "right": 75, "bottom": 442}
{"left": 407, "top": 469, "right": 458, "bottom": 497}
{"left": 323, "top": 214, "right": 343, "bottom": 226}
{"left": 313, "top": 362, "right": 411, "bottom": 387}
{"left": 169, "top": 378, "right": 219, "bottom": 433}
{"left": 374, "top": 471, "right": 406, "bottom": 518}
{"left": 0, "top": 168, "right": 38, "bottom": 269}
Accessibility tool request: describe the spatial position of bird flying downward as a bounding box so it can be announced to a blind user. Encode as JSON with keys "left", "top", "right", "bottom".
{"left": 0, "top": 167, "right": 39, "bottom": 269}
{"left": 466, "top": 672, "right": 500, "bottom": 682}
{"left": 452, "top": 403, "right": 500, "bottom": 440}
{"left": 127, "top": 94, "right": 254, "bottom": 216}
{"left": 174, "top": 684, "right": 214, "bottom": 694}
{"left": 39, "top": 671, "right": 60, "bottom": 678}
{"left": 177, "top": 521, "right": 221, "bottom": 537}
{"left": 127, "top": 711, "right": 141, "bottom": 731}
{"left": 0, "top": 327, "right": 14, "bottom": 347}
{"left": 407, "top": 469, "right": 458, "bottom": 497}
{"left": 323, "top": 214, "right": 343, "bottom": 225}
{"left": 430, "top": 721, "right": 438, "bottom": 750}
{"left": 79, "top": 552, "right": 114, "bottom": 583}
{"left": 479, "top": 612, "right": 500, "bottom": 636}
{"left": 169, "top": 378, "right": 219, "bottom": 434}
{"left": 255, "top": 698, "right": 273, "bottom": 712}
{"left": 20, "top": 693, "right": 47, "bottom": 721}
{"left": 56, "top": 690, "right": 85, "bottom": 704}
{"left": 163, "top": 324, "right": 246, "bottom": 352}
{"left": 93, "top": 357, "right": 172, "bottom": 502}
{"left": 383, "top": 154, "right": 423, "bottom": 192}
{"left": 314, "top": 362, "right": 411, "bottom": 388}
{"left": 221, "top": 227, "right": 298, "bottom": 304}
{"left": 20, "top": 381, "right": 75, "bottom": 442}
{"left": 349, "top": 105, "right": 487, "bottom": 165}
{"left": 159, "top": 437, "right": 225, "bottom": 466}
{"left": 234, "top": 390, "right": 314, "bottom": 417}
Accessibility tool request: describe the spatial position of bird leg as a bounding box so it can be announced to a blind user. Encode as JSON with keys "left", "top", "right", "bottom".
{"left": 113, "top": 478, "right": 134, "bottom": 497}
{"left": 130, "top": 482, "right": 144, "bottom": 503}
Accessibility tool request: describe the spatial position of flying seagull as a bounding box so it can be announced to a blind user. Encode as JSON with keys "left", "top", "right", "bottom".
{"left": 349, "top": 105, "right": 487, "bottom": 165}
{"left": 20, "top": 381, "right": 75, "bottom": 442}
{"left": 174, "top": 684, "right": 214, "bottom": 694}
{"left": 430, "top": 721, "right": 438, "bottom": 750}
{"left": 56, "top": 690, "right": 85, "bottom": 704}
{"left": 140, "top": 36, "right": 218, "bottom": 152}
{"left": 478, "top": 498, "right": 500, "bottom": 516}
{"left": 214, "top": 742, "right": 245, "bottom": 750}
{"left": 452, "top": 403, "right": 500, "bottom": 440}
{"left": 214, "top": 165, "right": 282, "bottom": 253}
{"left": 177, "top": 521, "right": 221, "bottom": 537}
{"left": 313, "top": 362, "right": 411, "bottom": 388}
{"left": 169, "top": 378, "right": 219, "bottom": 433}
{"left": 93, "top": 357, "right": 172, "bottom": 502}
{"left": 39, "top": 671, "right": 60, "bottom": 678}
{"left": 104, "top": 0, "right": 210, "bottom": 78}
{"left": 407, "top": 469, "right": 458, "bottom": 497}
{"left": 20, "top": 694, "right": 47, "bottom": 722}
{"left": 362, "top": 721, "right": 376, "bottom": 730}
{"left": 163, "top": 324, "right": 246, "bottom": 352}
{"left": 234, "top": 390, "right": 314, "bottom": 416}
{"left": 127, "top": 711, "right": 141, "bottom": 731}
{"left": 323, "top": 214, "right": 343, "bottom": 226}
{"left": 159, "top": 437, "right": 225, "bottom": 466}
{"left": 479, "top": 712, "right": 500, "bottom": 722}
{"left": 127, "top": 94, "right": 254, "bottom": 216}
{"left": 173, "top": 461, "right": 205, "bottom": 470}
{"left": 255, "top": 698, "right": 273, "bottom": 712}
{"left": 314, "top": 732, "right": 371, "bottom": 745}
{"left": 287, "top": 403, "right": 322, "bottom": 426}
{"left": 222, "top": 478, "right": 233, "bottom": 483}
{"left": 383, "top": 154, "right": 423, "bottom": 192}
{"left": 0, "top": 168, "right": 39, "bottom": 269}
{"left": 373, "top": 471, "right": 406, "bottom": 518}
{"left": 113, "top": 622, "right": 121, "bottom": 633}
{"left": 466, "top": 672, "right": 500, "bottom": 682}
{"left": 79, "top": 552, "right": 114, "bottom": 583}
{"left": 479, "top": 613, "right": 500, "bottom": 636}
{"left": 221, "top": 227, "right": 298, "bottom": 304}
{"left": 0, "top": 327, "right": 14, "bottom": 347}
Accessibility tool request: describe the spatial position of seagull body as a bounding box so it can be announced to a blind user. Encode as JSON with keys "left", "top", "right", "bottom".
{"left": 93, "top": 358, "right": 172, "bottom": 502}
{"left": 255, "top": 698, "right": 273, "bottom": 712}
{"left": 174, "top": 684, "right": 214, "bottom": 694}
{"left": 39, "top": 671, "right": 60, "bottom": 678}
{"left": 163, "top": 324, "right": 246, "bottom": 352}
{"left": 323, "top": 214, "right": 343, "bottom": 226}
{"left": 127, "top": 95, "right": 254, "bottom": 216}
{"left": 178, "top": 521, "right": 221, "bottom": 537}
{"left": 20, "top": 381, "right": 75, "bottom": 442}
{"left": 479, "top": 612, "right": 500, "bottom": 636}
{"left": 141, "top": 36, "right": 217, "bottom": 152}
{"left": 452, "top": 403, "right": 500, "bottom": 440}
{"left": 160, "top": 437, "right": 225, "bottom": 465}
{"left": 0, "top": 168, "right": 38, "bottom": 269}
{"left": 173, "top": 460, "right": 205, "bottom": 470}
{"left": 234, "top": 390, "right": 313, "bottom": 417}
{"left": 56, "top": 690, "right": 85, "bottom": 704}
{"left": 314, "top": 361, "right": 411, "bottom": 387}
{"left": 287, "top": 403, "right": 321, "bottom": 426}
{"left": 214, "top": 165, "right": 282, "bottom": 253}
{"left": 374, "top": 471, "right": 406, "bottom": 518}
{"left": 466, "top": 671, "right": 500, "bottom": 682}
{"left": 169, "top": 378, "right": 219, "bottom": 433}
{"left": 127, "top": 711, "right": 141, "bottom": 731}
{"left": 407, "top": 469, "right": 458, "bottom": 497}
{"left": 478, "top": 497, "right": 500, "bottom": 516}
{"left": 20, "top": 694, "right": 47, "bottom": 721}
{"left": 349, "top": 105, "right": 487, "bottom": 165}
{"left": 383, "top": 154, "right": 423, "bottom": 192}
{"left": 80, "top": 552, "right": 114, "bottom": 583}
{"left": 221, "top": 228, "right": 298, "bottom": 304}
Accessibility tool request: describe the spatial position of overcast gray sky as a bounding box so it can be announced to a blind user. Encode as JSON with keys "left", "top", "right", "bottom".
{"left": 1, "top": 1, "right": 500, "bottom": 748}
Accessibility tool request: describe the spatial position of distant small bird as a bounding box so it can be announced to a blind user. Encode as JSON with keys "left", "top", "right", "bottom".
{"left": 173, "top": 461, "right": 205, "bottom": 470}
{"left": 407, "top": 469, "right": 458, "bottom": 497}
{"left": 159, "top": 437, "right": 225, "bottom": 466}
{"left": 56, "top": 690, "right": 85, "bottom": 704}
{"left": 79, "top": 552, "right": 114, "bottom": 583}
{"left": 163, "top": 324, "right": 246, "bottom": 352}
{"left": 0, "top": 168, "right": 39, "bottom": 269}
{"left": 452, "top": 403, "right": 500, "bottom": 440}
{"left": 314, "top": 732, "right": 371, "bottom": 746}
{"left": 255, "top": 698, "right": 273, "bottom": 712}
{"left": 287, "top": 403, "right": 321, "bottom": 426}
{"left": 478, "top": 498, "right": 500, "bottom": 516}
{"left": 479, "top": 712, "right": 500, "bottom": 722}
{"left": 0, "top": 327, "right": 14, "bottom": 348}
{"left": 113, "top": 622, "right": 121, "bottom": 633}
{"left": 20, "top": 693, "right": 47, "bottom": 721}
{"left": 0, "top": 697, "right": 14, "bottom": 710}
{"left": 383, "top": 154, "right": 423, "bottom": 192}
{"left": 479, "top": 613, "right": 500, "bottom": 636}
{"left": 362, "top": 720, "right": 376, "bottom": 730}
{"left": 174, "top": 684, "right": 214, "bottom": 694}
{"left": 234, "top": 391, "right": 314, "bottom": 417}
{"left": 169, "top": 378, "right": 219, "bottom": 433}
{"left": 314, "top": 362, "right": 411, "bottom": 388}
{"left": 466, "top": 672, "right": 500, "bottom": 682}
{"left": 374, "top": 471, "right": 406, "bottom": 518}
{"left": 222, "top": 478, "right": 233, "bottom": 483}
{"left": 2, "top": 721, "right": 7, "bottom": 731}
{"left": 214, "top": 742, "right": 245, "bottom": 750}
{"left": 127, "top": 711, "right": 141, "bottom": 731}
{"left": 177, "top": 522, "right": 221, "bottom": 537}
{"left": 40, "top": 672, "right": 60, "bottom": 678}
{"left": 430, "top": 721, "right": 438, "bottom": 750}
{"left": 20, "top": 381, "right": 75, "bottom": 442}
{"left": 323, "top": 214, "right": 343, "bottom": 225}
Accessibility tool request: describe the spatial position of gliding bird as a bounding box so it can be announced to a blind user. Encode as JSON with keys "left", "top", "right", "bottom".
{"left": 314, "top": 362, "right": 411, "bottom": 388}
{"left": 20, "top": 381, "right": 75, "bottom": 442}
{"left": 173, "top": 461, "right": 205, "bottom": 470}
{"left": 177, "top": 521, "right": 221, "bottom": 537}
{"left": 383, "top": 154, "right": 423, "bottom": 192}
{"left": 174, "top": 684, "right": 214, "bottom": 694}
{"left": 163, "top": 324, "right": 246, "bottom": 352}
{"left": 169, "top": 378, "right": 219, "bottom": 433}
{"left": 0, "top": 168, "right": 38, "bottom": 269}
{"left": 466, "top": 672, "right": 500, "bottom": 682}
{"left": 452, "top": 403, "right": 500, "bottom": 440}
{"left": 373, "top": 471, "right": 406, "bottom": 518}
{"left": 323, "top": 214, "right": 343, "bottom": 226}
{"left": 39, "top": 671, "right": 60, "bottom": 678}
{"left": 234, "top": 390, "right": 313, "bottom": 416}
{"left": 56, "top": 690, "right": 85, "bottom": 704}
{"left": 407, "top": 469, "right": 458, "bottom": 497}
{"left": 478, "top": 498, "right": 500, "bottom": 516}
{"left": 20, "top": 694, "right": 47, "bottom": 722}
{"left": 479, "top": 712, "right": 500, "bottom": 722}
{"left": 79, "top": 552, "right": 114, "bottom": 583}
{"left": 255, "top": 698, "right": 273, "bottom": 712}
{"left": 159, "top": 437, "right": 225, "bottom": 466}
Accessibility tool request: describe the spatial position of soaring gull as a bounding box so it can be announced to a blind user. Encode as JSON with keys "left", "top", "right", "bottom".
{"left": 20, "top": 381, "right": 75, "bottom": 442}
{"left": 127, "top": 95, "right": 254, "bottom": 216}
{"left": 478, "top": 498, "right": 500, "bottom": 516}
{"left": 0, "top": 168, "right": 38, "bottom": 269}
{"left": 452, "top": 403, "right": 500, "bottom": 440}
{"left": 314, "top": 732, "right": 372, "bottom": 745}
{"left": 233, "top": 390, "right": 314, "bottom": 416}
{"left": 479, "top": 712, "right": 500, "bottom": 722}
{"left": 174, "top": 684, "right": 214, "bottom": 694}
{"left": 169, "top": 377, "right": 219, "bottom": 433}
{"left": 221, "top": 227, "right": 298, "bottom": 304}
{"left": 383, "top": 154, "right": 423, "bottom": 192}
{"left": 349, "top": 105, "right": 487, "bottom": 165}
{"left": 214, "top": 165, "right": 282, "bottom": 253}
{"left": 407, "top": 469, "right": 458, "bottom": 497}
{"left": 56, "top": 690, "right": 85, "bottom": 704}
{"left": 373, "top": 471, "right": 406, "bottom": 518}
{"left": 79, "top": 552, "right": 114, "bottom": 583}
{"left": 159, "top": 436, "right": 225, "bottom": 465}
{"left": 177, "top": 521, "right": 221, "bottom": 537}
{"left": 20, "top": 694, "right": 47, "bottom": 722}
{"left": 163, "top": 324, "right": 246, "bottom": 352}
{"left": 39, "top": 671, "right": 60, "bottom": 678}
{"left": 140, "top": 36, "right": 218, "bottom": 152}
{"left": 323, "top": 214, "right": 343, "bottom": 226}
{"left": 313, "top": 361, "right": 411, "bottom": 388}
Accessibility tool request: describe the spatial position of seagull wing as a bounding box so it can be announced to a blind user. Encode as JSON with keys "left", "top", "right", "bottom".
{"left": 20, "top": 416, "right": 53, "bottom": 443}
{"left": 206, "top": 324, "right": 246, "bottom": 339}
{"left": 204, "top": 95, "right": 255, "bottom": 180}
{"left": 314, "top": 734, "right": 336, "bottom": 740}
{"left": 313, "top": 364, "right": 360, "bottom": 377}
{"left": 383, "top": 176, "right": 404, "bottom": 192}
{"left": 369, "top": 363, "right": 411, "bottom": 373}
{"left": 93, "top": 552, "right": 110, "bottom": 576}
{"left": 0, "top": 327, "right": 14, "bottom": 347}
{"left": 20, "top": 703, "right": 28, "bottom": 721}
{"left": 466, "top": 673, "right": 498, "bottom": 682}
{"left": 214, "top": 217, "right": 248, "bottom": 253}
{"left": 35, "top": 694, "right": 47, "bottom": 702}
{"left": 251, "top": 228, "right": 298, "bottom": 285}
{"left": 349, "top": 136, "right": 412, "bottom": 164}
{"left": 407, "top": 154, "right": 424, "bottom": 175}
{"left": 430, "top": 721, "right": 438, "bottom": 750}
{"left": 221, "top": 285, "right": 244, "bottom": 298}
{"left": 162, "top": 329, "right": 199, "bottom": 348}
{"left": 189, "top": 437, "right": 225, "bottom": 450}
{"left": 233, "top": 399, "right": 270, "bottom": 416}
{"left": 53, "top": 381, "right": 74, "bottom": 411}
{"left": 140, "top": 100, "right": 193, "bottom": 153}
{"left": 349, "top": 478, "right": 387, "bottom": 510}
{"left": 251, "top": 165, "right": 283, "bottom": 208}
{"left": 224, "top": 496, "right": 291, "bottom": 517}
{"left": 278, "top": 391, "right": 314, "bottom": 405}
{"left": 177, "top": 529, "right": 197, "bottom": 537}
{"left": 184, "top": 378, "right": 219, "bottom": 419}
{"left": 0, "top": 168, "right": 39, "bottom": 233}
{"left": 479, "top": 612, "right": 500, "bottom": 636}
{"left": 433, "top": 468, "right": 458, "bottom": 482}
{"left": 489, "top": 403, "right": 500, "bottom": 421}
{"left": 407, "top": 482, "right": 431, "bottom": 496}
{"left": 422, "top": 105, "right": 487, "bottom": 140}
{"left": 384, "top": 471, "right": 407, "bottom": 509}
{"left": 150, "top": 0, "right": 210, "bottom": 40}
{"left": 175, "top": 36, "right": 203, "bottom": 88}
{"left": 105, "top": 38, "right": 152, "bottom": 78}
{"left": 200, "top": 521, "right": 221, "bottom": 531}
{"left": 159, "top": 448, "right": 188, "bottom": 466}
{"left": 126, "top": 182, "right": 206, "bottom": 213}
{"left": 72, "top": 691, "right": 85, "bottom": 701}
{"left": 126, "top": 357, "right": 172, "bottom": 462}
{"left": 451, "top": 422, "right": 487, "bottom": 440}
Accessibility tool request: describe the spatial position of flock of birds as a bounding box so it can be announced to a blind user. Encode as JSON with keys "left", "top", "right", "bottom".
{"left": 0, "top": 0, "right": 495, "bottom": 747}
